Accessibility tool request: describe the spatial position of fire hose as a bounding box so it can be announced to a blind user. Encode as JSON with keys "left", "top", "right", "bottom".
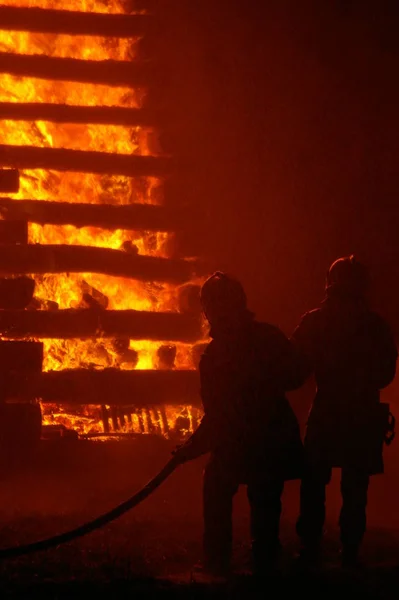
{"left": 0, "top": 455, "right": 180, "bottom": 560}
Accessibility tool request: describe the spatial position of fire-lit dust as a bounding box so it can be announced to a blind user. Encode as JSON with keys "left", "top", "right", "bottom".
{"left": 0, "top": 1, "right": 205, "bottom": 437}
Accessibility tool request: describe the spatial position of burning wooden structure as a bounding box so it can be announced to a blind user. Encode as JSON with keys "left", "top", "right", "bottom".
{"left": 0, "top": 1, "right": 206, "bottom": 442}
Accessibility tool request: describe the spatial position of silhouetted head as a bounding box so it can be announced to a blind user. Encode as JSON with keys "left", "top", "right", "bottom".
{"left": 326, "top": 255, "right": 370, "bottom": 300}
{"left": 200, "top": 272, "right": 250, "bottom": 330}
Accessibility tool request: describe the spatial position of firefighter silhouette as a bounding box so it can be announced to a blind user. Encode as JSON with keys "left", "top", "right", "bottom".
{"left": 292, "top": 256, "right": 397, "bottom": 568}
{"left": 173, "top": 272, "right": 304, "bottom": 577}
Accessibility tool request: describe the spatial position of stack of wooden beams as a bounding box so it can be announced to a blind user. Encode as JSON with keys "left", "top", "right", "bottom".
{"left": 0, "top": 4, "right": 205, "bottom": 435}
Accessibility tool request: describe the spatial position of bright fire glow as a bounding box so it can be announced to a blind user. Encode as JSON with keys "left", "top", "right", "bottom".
{"left": 0, "top": 75, "right": 143, "bottom": 107}
{"left": 0, "top": 0, "right": 204, "bottom": 437}
{"left": 1, "top": 119, "right": 151, "bottom": 155}
{"left": 41, "top": 339, "right": 195, "bottom": 372}
{"left": 0, "top": 31, "right": 138, "bottom": 61}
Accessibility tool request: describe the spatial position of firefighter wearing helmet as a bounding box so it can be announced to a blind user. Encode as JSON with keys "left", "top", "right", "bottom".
{"left": 173, "top": 272, "right": 305, "bottom": 578}
{"left": 291, "top": 256, "right": 397, "bottom": 568}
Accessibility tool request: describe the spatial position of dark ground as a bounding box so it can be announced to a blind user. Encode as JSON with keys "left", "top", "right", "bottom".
{"left": 0, "top": 399, "right": 399, "bottom": 600}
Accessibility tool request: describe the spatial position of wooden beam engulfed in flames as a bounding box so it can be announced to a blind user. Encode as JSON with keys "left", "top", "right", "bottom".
{"left": 0, "top": 197, "right": 190, "bottom": 232}
{"left": 0, "top": 309, "right": 201, "bottom": 342}
{"left": 0, "top": 1, "right": 206, "bottom": 441}
{"left": 0, "top": 5, "right": 152, "bottom": 38}
{"left": 0, "top": 51, "right": 155, "bottom": 87}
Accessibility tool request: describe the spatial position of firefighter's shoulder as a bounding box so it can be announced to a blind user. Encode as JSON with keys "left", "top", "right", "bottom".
{"left": 253, "top": 320, "right": 284, "bottom": 339}
{"left": 252, "top": 320, "right": 291, "bottom": 350}
{"left": 292, "top": 308, "right": 323, "bottom": 338}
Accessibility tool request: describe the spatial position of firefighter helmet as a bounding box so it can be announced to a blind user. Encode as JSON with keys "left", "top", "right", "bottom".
{"left": 200, "top": 272, "right": 247, "bottom": 318}
{"left": 326, "top": 255, "right": 370, "bottom": 294}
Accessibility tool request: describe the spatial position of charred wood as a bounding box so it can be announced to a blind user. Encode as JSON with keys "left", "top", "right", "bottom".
{"left": 110, "top": 406, "right": 119, "bottom": 432}
{"left": 11, "top": 369, "right": 201, "bottom": 407}
{"left": 0, "top": 169, "right": 19, "bottom": 193}
{"left": 101, "top": 405, "right": 110, "bottom": 434}
{"left": 80, "top": 279, "right": 108, "bottom": 310}
{"left": 137, "top": 411, "right": 146, "bottom": 433}
{"left": 159, "top": 406, "right": 170, "bottom": 434}
{"left": 0, "top": 403, "right": 42, "bottom": 447}
{"left": 0, "top": 276, "right": 34, "bottom": 310}
{"left": 97, "top": 310, "right": 201, "bottom": 341}
{"left": 0, "top": 6, "right": 152, "bottom": 38}
{"left": 0, "top": 103, "right": 161, "bottom": 126}
{"left": 0, "top": 52, "right": 153, "bottom": 88}
{"left": 145, "top": 408, "right": 156, "bottom": 433}
{"left": 118, "top": 409, "right": 127, "bottom": 430}
{"left": 0, "top": 244, "right": 199, "bottom": 283}
{"left": 27, "top": 298, "right": 58, "bottom": 311}
{"left": 0, "top": 340, "right": 43, "bottom": 373}
{"left": 0, "top": 309, "right": 202, "bottom": 342}
{"left": 111, "top": 339, "right": 139, "bottom": 369}
{"left": 0, "top": 145, "right": 172, "bottom": 178}
{"left": 152, "top": 408, "right": 163, "bottom": 435}
{"left": 0, "top": 198, "right": 180, "bottom": 233}
{"left": 156, "top": 344, "right": 176, "bottom": 369}
{"left": 126, "top": 411, "right": 133, "bottom": 427}
{"left": 0, "top": 220, "right": 28, "bottom": 245}
{"left": 82, "top": 293, "right": 103, "bottom": 311}
{"left": 0, "top": 309, "right": 98, "bottom": 339}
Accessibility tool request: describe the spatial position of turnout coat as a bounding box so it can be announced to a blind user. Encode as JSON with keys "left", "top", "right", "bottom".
{"left": 291, "top": 291, "right": 397, "bottom": 474}
{"left": 187, "top": 314, "right": 304, "bottom": 482}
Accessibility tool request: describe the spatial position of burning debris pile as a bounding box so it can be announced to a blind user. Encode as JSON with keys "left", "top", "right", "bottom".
{"left": 0, "top": 1, "right": 206, "bottom": 441}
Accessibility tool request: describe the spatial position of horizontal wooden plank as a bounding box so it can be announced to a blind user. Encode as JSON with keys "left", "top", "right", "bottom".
{"left": 0, "top": 6, "right": 152, "bottom": 37}
{"left": 0, "top": 309, "right": 202, "bottom": 342}
{"left": 0, "top": 144, "right": 172, "bottom": 177}
{"left": 0, "top": 169, "right": 19, "bottom": 193}
{"left": 0, "top": 220, "right": 27, "bottom": 244}
{"left": 0, "top": 244, "right": 202, "bottom": 283}
{"left": 0, "top": 52, "right": 154, "bottom": 87}
{"left": 0, "top": 103, "right": 161, "bottom": 126}
{"left": 9, "top": 368, "right": 202, "bottom": 407}
{"left": 0, "top": 339, "right": 43, "bottom": 373}
{"left": 0, "top": 198, "right": 181, "bottom": 232}
{"left": 0, "top": 276, "right": 34, "bottom": 309}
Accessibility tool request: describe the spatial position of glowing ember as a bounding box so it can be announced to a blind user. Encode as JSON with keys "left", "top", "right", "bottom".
{"left": 42, "top": 403, "right": 202, "bottom": 439}
{"left": 0, "top": 0, "right": 204, "bottom": 437}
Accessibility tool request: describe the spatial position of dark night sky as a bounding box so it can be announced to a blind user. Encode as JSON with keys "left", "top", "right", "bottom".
{"left": 153, "top": 0, "right": 399, "bottom": 336}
